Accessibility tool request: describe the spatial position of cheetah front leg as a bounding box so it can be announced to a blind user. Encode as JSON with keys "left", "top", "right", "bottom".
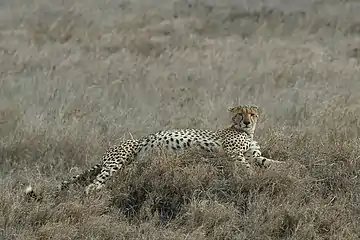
{"left": 222, "top": 140, "right": 256, "bottom": 174}
{"left": 244, "top": 141, "right": 282, "bottom": 168}
{"left": 225, "top": 150, "right": 255, "bottom": 175}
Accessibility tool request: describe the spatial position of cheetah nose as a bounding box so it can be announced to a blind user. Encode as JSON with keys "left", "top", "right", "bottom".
{"left": 243, "top": 121, "right": 250, "bottom": 126}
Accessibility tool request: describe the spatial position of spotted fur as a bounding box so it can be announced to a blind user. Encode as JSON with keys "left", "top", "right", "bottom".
{"left": 25, "top": 105, "right": 280, "bottom": 200}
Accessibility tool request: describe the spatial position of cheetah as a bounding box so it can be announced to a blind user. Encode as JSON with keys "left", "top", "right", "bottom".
{"left": 25, "top": 105, "right": 280, "bottom": 200}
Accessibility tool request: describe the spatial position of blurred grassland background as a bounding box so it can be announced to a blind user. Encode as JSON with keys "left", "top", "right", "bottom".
{"left": 1, "top": 0, "right": 360, "bottom": 239}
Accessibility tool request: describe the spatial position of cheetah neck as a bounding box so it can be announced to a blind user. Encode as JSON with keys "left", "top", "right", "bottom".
{"left": 222, "top": 125, "right": 254, "bottom": 139}
{"left": 235, "top": 124, "right": 254, "bottom": 136}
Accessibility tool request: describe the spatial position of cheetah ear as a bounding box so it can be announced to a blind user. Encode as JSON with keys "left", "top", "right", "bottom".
{"left": 228, "top": 107, "right": 237, "bottom": 113}
{"left": 252, "top": 105, "right": 259, "bottom": 112}
{"left": 251, "top": 105, "right": 260, "bottom": 117}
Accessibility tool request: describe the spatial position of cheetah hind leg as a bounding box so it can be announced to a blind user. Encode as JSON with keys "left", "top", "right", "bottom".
{"left": 59, "top": 163, "right": 103, "bottom": 191}
{"left": 85, "top": 163, "right": 122, "bottom": 195}
{"left": 85, "top": 160, "right": 128, "bottom": 195}
{"left": 85, "top": 139, "right": 140, "bottom": 194}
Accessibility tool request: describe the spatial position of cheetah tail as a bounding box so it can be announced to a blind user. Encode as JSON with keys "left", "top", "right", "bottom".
{"left": 25, "top": 185, "right": 43, "bottom": 202}
{"left": 25, "top": 163, "right": 103, "bottom": 201}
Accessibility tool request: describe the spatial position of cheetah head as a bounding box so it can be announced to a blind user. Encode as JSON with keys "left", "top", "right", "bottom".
{"left": 228, "top": 105, "right": 259, "bottom": 134}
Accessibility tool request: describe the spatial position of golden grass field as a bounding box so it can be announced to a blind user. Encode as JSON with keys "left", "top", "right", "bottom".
{"left": 1, "top": 0, "right": 360, "bottom": 239}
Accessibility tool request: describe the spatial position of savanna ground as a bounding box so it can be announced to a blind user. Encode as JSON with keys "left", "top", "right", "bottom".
{"left": 1, "top": 0, "right": 360, "bottom": 239}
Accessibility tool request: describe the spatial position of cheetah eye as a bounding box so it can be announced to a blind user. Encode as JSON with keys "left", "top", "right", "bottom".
{"left": 250, "top": 113, "right": 255, "bottom": 117}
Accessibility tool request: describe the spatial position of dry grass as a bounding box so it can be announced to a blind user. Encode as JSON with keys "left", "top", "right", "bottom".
{"left": 1, "top": 0, "right": 360, "bottom": 239}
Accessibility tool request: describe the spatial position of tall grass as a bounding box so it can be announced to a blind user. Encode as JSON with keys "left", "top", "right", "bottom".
{"left": 1, "top": 0, "right": 360, "bottom": 239}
